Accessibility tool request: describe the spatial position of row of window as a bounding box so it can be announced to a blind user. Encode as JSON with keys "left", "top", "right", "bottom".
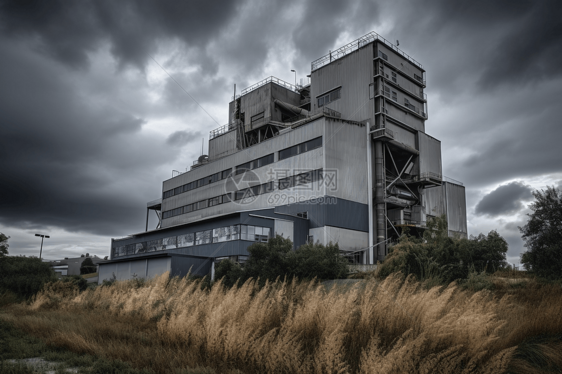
{"left": 162, "top": 193, "right": 231, "bottom": 219}
{"left": 317, "top": 88, "right": 341, "bottom": 108}
{"left": 236, "top": 153, "right": 274, "bottom": 175}
{"left": 163, "top": 168, "right": 231, "bottom": 199}
{"left": 112, "top": 225, "right": 272, "bottom": 258}
{"left": 279, "top": 137, "right": 322, "bottom": 161}
{"left": 162, "top": 168, "right": 324, "bottom": 218}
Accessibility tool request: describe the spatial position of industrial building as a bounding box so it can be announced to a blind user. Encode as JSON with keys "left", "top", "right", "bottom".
{"left": 98, "top": 31, "right": 467, "bottom": 283}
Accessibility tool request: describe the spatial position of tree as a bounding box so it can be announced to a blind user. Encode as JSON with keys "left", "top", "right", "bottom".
{"left": 0, "top": 233, "right": 9, "bottom": 257}
{"left": 80, "top": 257, "right": 97, "bottom": 274}
{"left": 519, "top": 186, "right": 562, "bottom": 279}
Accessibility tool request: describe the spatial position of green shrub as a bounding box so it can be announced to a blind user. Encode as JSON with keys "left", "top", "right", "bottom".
{"left": 216, "top": 236, "right": 349, "bottom": 287}
{"left": 378, "top": 216, "right": 508, "bottom": 284}
{"left": 0, "top": 256, "right": 57, "bottom": 300}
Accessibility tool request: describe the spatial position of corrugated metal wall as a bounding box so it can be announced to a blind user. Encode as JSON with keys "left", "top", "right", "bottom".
{"left": 445, "top": 182, "right": 468, "bottom": 236}
{"left": 324, "top": 119, "right": 369, "bottom": 204}
{"left": 209, "top": 129, "right": 238, "bottom": 159}
{"left": 376, "top": 43, "right": 424, "bottom": 83}
{"left": 423, "top": 185, "right": 446, "bottom": 217}
{"left": 386, "top": 122, "right": 416, "bottom": 149}
{"left": 417, "top": 132, "right": 442, "bottom": 177}
{"left": 310, "top": 45, "right": 373, "bottom": 122}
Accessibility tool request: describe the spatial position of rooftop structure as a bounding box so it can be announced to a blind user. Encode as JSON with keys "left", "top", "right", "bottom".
{"left": 99, "top": 31, "right": 467, "bottom": 283}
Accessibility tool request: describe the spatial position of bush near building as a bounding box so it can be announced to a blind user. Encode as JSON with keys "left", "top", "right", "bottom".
{"left": 215, "top": 235, "right": 349, "bottom": 286}
{"left": 378, "top": 216, "right": 509, "bottom": 284}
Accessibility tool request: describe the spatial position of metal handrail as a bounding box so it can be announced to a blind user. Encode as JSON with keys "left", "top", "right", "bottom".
{"left": 415, "top": 172, "right": 442, "bottom": 181}
{"left": 209, "top": 123, "right": 237, "bottom": 140}
{"left": 312, "top": 31, "right": 423, "bottom": 71}
{"left": 236, "top": 76, "right": 299, "bottom": 98}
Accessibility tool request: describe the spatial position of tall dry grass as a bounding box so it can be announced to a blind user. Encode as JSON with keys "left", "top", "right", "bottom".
{"left": 2, "top": 273, "right": 562, "bottom": 374}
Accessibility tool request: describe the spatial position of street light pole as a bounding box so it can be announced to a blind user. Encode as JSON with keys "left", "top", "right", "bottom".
{"left": 291, "top": 69, "right": 296, "bottom": 87}
{"left": 35, "top": 234, "right": 50, "bottom": 259}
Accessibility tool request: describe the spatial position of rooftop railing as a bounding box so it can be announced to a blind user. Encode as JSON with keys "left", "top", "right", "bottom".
{"left": 209, "top": 123, "right": 237, "bottom": 140}
{"left": 311, "top": 31, "right": 423, "bottom": 71}
{"left": 232, "top": 76, "right": 299, "bottom": 100}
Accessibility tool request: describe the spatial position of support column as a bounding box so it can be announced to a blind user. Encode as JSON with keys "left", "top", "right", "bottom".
{"left": 366, "top": 122, "right": 374, "bottom": 264}
{"left": 374, "top": 140, "right": 386, "bottom": 261}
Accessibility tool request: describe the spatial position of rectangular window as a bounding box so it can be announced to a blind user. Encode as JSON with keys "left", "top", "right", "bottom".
{"left": 392, "top": 91, "right": 397, "bottom": 101}
{"left": 414, "top": 74, "right": 423, "bottom": 83}
{"left": 197, "top": 200, "right": 208, "bottom": 210}
{"left": 135, "top": 242, "right": 147, "bottom": 254}
{"left": 209, "top": 197, "right": 220, "bottom": 207}
{"left": 162, "top": 211, "right": 172, "bottom": 219}
{"left": 279, "top": 137, "right": 322, "bottom": 161}
{"left": 279, "top": 176, "right": 293, "bottom": 190}
{"left": 240, "top": 225, "right": 248, "bottom": 240}
{"left": 162, "top": 236, "right": 177, "bottom": 250}
{"left": 236, "top": 161, "right": 252, "bottom": 175}
{"left": 178, "top": 233, "right": 194, "bottom": 247}
{"left": 263, "top": 181, "right": 275, "bottom": 194}
{"left": 231, "top": 225, "right": 240, "bottom": 240}
{"left": 184, "top": 204, "right": 193, "bottom": 213}
{"left": 147, "top": 239, "right": 162, "bottom": 252}
{"left": 257, "top": 153, "right": 274, "bottom": 168}
{"left": 222, "top": 169, "right": 231, "bottom": 179}
{"left": 379, "top": 50, "right": 388, "bottom": 61}
{"left": 174, "top": 186, "right": 182, "bottom": 195}
{"left": 117, "top": 246, "right": 126, "bottom": 257}
{"left": 163, "top": 190, "right": 174, "bottom": 199}
{"left": 317, "top": 88, "right": 341, "bottom": 108}
{"left": 251, "top": 111, "right": 264, "bottom": 123}
{"left": 247, "top": 225, "right": 255, "bottom": 240}
{"left": 126, "top": 244, "right": 135, "bottom": 255}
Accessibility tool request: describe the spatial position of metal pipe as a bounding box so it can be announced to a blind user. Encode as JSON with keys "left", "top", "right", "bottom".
{"left": 366, "top": 122, "right": 374, "bottom": 264}
{"left": 274, "top": 99, "right": 309, "bottom": 116}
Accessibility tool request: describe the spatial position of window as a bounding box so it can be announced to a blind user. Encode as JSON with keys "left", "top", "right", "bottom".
{"left": 297, "top": 212, "right": 308, "bottom": 219}
{"left": 162, "top": 236, "right": 177, "bottom": 250}
{"left": 392, "top": 91, "right": 397, "bottom": 101}
{"left": 279, "top": 176, "right": 293, "bottom": 190}
{"left": 317, "top": 88, "right": 341, "bottom": 108}
{"left": 163, "top": 190, "right": 174, "bottom": 199}
{"left": 118, "top": 246, "right": 126, "bottom": 257}
{"left": 135, "top": 242, "right": 146, "bottom": 254}
{"left": 251, "top": 111, "right": 264, "bottom": 123}
{"left": 178, "top": 233, "right": 194, "bottom": 247}
{"left": 391, "top": 72, "right": 397, "bottom": 83}
{"left": 209, "top": 196, "right": 220, "bottom": 207}
{"left": 379, "top": 50, "right": 388, "bottom": 61}
{"left": 278, "top": 137, "right": 322, "bottom": 161}
{"left": 222, "top": 169, "right": 231, "bottom": 179}
{"left": 126, "top": 244, "right": 135, "bottom": 255}
{"left": 236, "top": 154, "right": 274, "bottom": 174}
{"left": 414, "top": 73, "right": 423, "bottom": 83}
{"left": 147, "top": 239, "right": 162, "bottom": 252}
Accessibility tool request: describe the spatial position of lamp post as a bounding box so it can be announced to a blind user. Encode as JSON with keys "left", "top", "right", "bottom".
{"left": 291, "top": 69, "right": 296, "bottom": 87}
{"left": 35, "top": 234, "right": 50, "bottom": 259}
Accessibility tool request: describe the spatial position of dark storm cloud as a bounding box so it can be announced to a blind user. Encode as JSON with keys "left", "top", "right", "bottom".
{"left": 0, "top": 0, "right": 240, "bottom": 71}
{"left": 386, "top": 0, "right": 562, "bottom": 94}
{"left": 475, "top": 182, "right": 533, "bottom": 217}
{"left": 291, "top": 0, "right": 379, "bottom": 72}
{"left": 0, "top": 38, "right": 176, "bottom": 236}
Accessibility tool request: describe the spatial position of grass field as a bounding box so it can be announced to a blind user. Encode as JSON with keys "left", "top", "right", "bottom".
{"left": 1, "top": 272, "right": 561, "bottom": 373}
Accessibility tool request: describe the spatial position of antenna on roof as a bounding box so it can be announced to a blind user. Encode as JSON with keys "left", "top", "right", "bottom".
{"left": 201, "top": 138, "right": 204, "bottom": 155}
{"left": 396, "top": 40, "right": 399, "bottom": 46}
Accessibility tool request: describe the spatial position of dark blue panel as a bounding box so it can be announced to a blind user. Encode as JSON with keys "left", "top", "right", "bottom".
{"left": 170, "top": 255, "right": 212, "bottom": 278}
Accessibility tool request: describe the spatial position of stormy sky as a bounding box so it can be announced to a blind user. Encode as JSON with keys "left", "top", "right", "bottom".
{"left": 1, "top": 0, "right": 560, "bottom": 266}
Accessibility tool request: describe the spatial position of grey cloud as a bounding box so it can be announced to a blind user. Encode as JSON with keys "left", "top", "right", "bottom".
{"left": 475, "top": 182, "right": 533, "bottom": 217}
{"left": 166, "top": 131, "right": 202, "bottom": 147}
